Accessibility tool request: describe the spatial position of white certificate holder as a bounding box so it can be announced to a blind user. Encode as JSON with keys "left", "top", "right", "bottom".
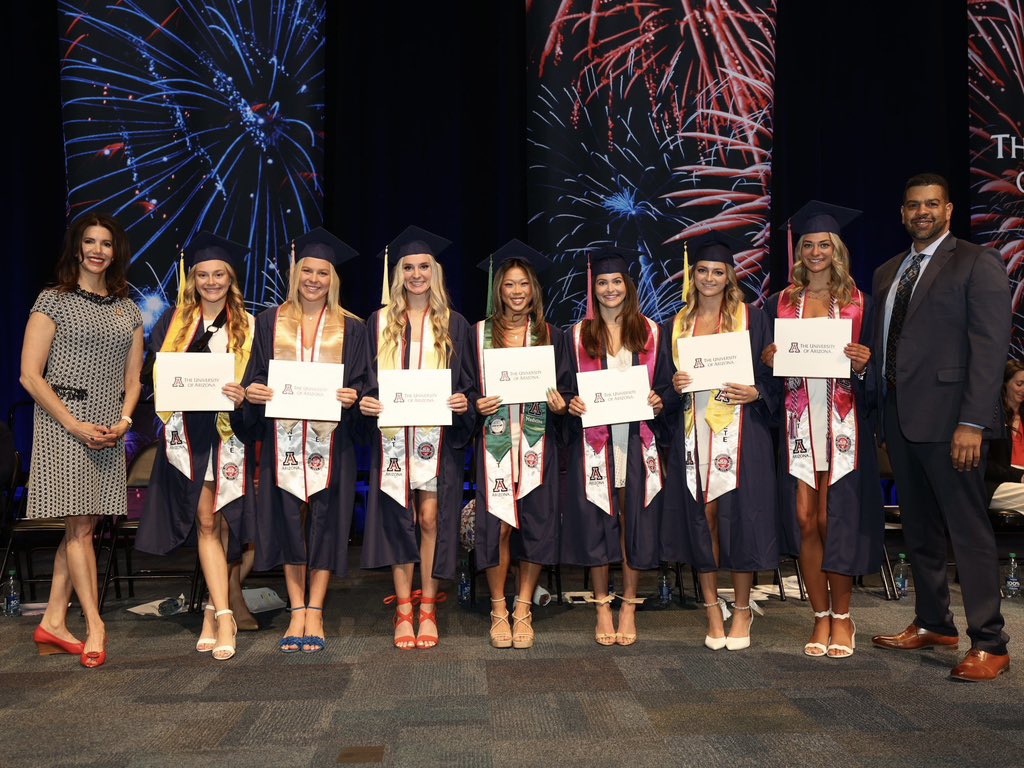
{"left": 773, "top": 318, "right": 852, "bottom": 379}
{"left": 155, "top": 352, "right": 235, "bottom": 412}
{"left": 264, "top": 359, "right": 344, "bottom": 422}
{"left": 483, "top": 345, "right": 556, "bottom": 404}
{"left": 576, "top": 365, "right": 654, "bottom": 429}
{"left": 676, "top": 331, "right": 755, "bottom": 393}
{"left": 377, "top": 368, "right": 453, "bottom": 428}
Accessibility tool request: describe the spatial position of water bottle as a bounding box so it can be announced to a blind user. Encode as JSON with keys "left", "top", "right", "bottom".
{"left": 457, "top": 558, "right": 471, "bottom": 607}
{"left": 2, "top": 570, "right": 20, "bottom": 617}
{"left": 893, "top": 553, "right": 910, "bottom": 599}
{"left": 658, "top": 565, "right": 673, "bottom": 607}
{"left": 1005, "top": 553, "right": 1021, "bottom": 600}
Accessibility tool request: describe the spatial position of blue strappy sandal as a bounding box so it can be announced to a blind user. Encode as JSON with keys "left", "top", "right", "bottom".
{"left": 279, "top": 606, "right": 305, "bottom": 654}
{"left": 302, "top": 606, "right": 326, "bottom": 653}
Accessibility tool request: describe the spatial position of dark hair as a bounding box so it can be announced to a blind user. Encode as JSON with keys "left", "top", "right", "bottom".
{"left": 489, "top": 258, "right": 550, "bottom": 347}
{"left": 904, "top": 173, "right": 950, "bottom": 203}
{"left": 55, "top": 213, "right": 132, "bottom": 298}
{"left": 581, "top": 271, "right": 651, "bottom": 360}
{"left": 1002, "top": 359, "right": 1024, "bottom": 429}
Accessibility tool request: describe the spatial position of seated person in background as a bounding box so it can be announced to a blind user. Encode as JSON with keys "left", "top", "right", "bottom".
{"left": 986, "top": 360, "right": 1024, "bottom": 512}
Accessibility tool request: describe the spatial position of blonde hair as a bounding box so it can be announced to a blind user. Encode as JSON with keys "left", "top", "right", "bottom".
{"left": 788, "top": 232, "right": 855, "bottom": 308}
{"left": 280, "top": 258, "right": 358, "bottom": 323}
{"left": 172, "top": 263, "right": 249, "bottom": 351}
{"left": 380, "top": 253, "right": 454, "bottom": 365}
{"left": 678, "top": 263, "right": 745, "bottom": 334}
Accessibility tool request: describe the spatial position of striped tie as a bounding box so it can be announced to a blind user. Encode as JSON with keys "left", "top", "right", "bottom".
{"left": 884, "top": 252, "right": 925, "bottom": 389}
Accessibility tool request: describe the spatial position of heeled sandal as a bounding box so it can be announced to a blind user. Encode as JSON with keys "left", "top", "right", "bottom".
{"left": 196, "top": 604, "right": 217, "bottom": 653}
{"left": 302, "top": 606, "right": 325, "bottom": 653}
{"left": 279, "top": 606, "right": 305, "bottom": 654}
{"left": 212, "top": 609, "right": 237, "bottom": 661}
{"left": 489, "top": 597, "right": 512, "bottom": 649}
{"left": 725, "top": 600, "right": 763, "bottom": 651}
{"left": 511, "top": 597, "right": 535, "bottom": 649}
{"left": 384, "top": 594, "right": 419, "bottom": 650}
{"left": 585, "top": 593, "right": 618, "bottom": 646}
{"left": 415, "top": 593, "right": 447, "bottom": 650}
{"left": 804, "top": 609, "right": 831, "bottom": 657}
{"left": 616, "top": 596, "right": 645, "bottom": 646}
{"left": 702, "top": 598, "right": 731, "bottom": 650}
{"left": 827, "top": 610, "right": 856, "bottom": 658}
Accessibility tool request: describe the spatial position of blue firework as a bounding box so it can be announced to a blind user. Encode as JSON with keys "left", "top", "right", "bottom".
{"left": 59, "top": 0, "right": 325, "bottom": 326}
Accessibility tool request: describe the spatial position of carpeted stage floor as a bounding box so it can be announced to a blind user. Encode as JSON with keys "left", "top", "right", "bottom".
{"left": 0, "top": 553, "right": 1021, "bottom": 768}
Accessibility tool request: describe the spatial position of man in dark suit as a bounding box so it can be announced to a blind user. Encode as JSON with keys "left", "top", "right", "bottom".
{"left": 871, "top": 173, "right": 1011, "bottom": 680}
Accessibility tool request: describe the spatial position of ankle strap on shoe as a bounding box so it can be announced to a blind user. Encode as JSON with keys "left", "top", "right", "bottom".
{"left": 829, "top": 610, "right": 851, "bottom": 620}
{"left": 490, "top": 597, "right": 507, "bottom": 604}
{"left": 812, "top": 610, "right": 830, "bottom": 618}
{"left": 732, "top": 599, "right": 764, "bottom": 616}
{"left": 286, "top": 606, "right": 306, "bottom": 613}
{"left": 383, "top": 594, "right": 420, "bottom": 608}
{"left": 619, "top": 596, "right": 646, "bottom": 606}
{"left": 584, "top": 593, "right": 617, "bottom": 606}
{"left": 701, "top": 598, "right": 731, "bottom": 620}
{"left": 514, "top": 596, "right": 533, "bottom": 607}
{"left": 306, "top": 606, "right": 323, "bottom": 612}
{"left": 419, "top": 592, "right": 447, "bottom": 606}
{"left": 214, "top": 609, "right": 233, "bottom": 618}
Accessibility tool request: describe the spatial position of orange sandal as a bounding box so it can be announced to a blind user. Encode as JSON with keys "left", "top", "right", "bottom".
{"left": 384, "top": 594, "right": 419, "bottom": 650}
{"left": 415, "top": 592, "right": 447, "bottom": 650}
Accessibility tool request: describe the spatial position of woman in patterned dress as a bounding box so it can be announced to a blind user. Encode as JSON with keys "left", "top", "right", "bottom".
{"left": 20, "top": 213, "right": 144, "bottom": 668}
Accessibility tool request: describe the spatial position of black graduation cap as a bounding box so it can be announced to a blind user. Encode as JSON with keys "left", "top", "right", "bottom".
{"left": 687, "top": 232, "right": 750, "bottom": 268}
{"left": 376, "top": 225, "right": 452, "bottom": 268}
{"left": 589, "top": 245, "right": 642, "bottom": 277}
{"left": 291, "top": 226, "right": 359, "bottom": 268}
{"left": 788, "top": 200, "right": 861, "bottom": 237}
{"left": 475, "top": 239, "right": 553, "bottom": 311}
{"left": 183, "top": 231, "right": 248, "bottom": 275}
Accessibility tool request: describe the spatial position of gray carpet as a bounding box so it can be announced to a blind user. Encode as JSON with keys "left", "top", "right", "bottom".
{"left": 0, "top": 557, "right": 1021, "bottom": 768}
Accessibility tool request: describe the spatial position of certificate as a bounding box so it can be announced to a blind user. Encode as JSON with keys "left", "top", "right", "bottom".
{"left": 576, "top": 365, "right": 654, "bottom": 428}
{"left": 675, "top": 331, "right": 755, "bottom": 393}
{"left": 377, "top": 368, "right": 453, "bottom": 428}
{"left": 264, "top": 359, "right": 344, "bottom": 422}
{"left": 155, "top": 352, "right": 235, "bottom": 412}
{"left": 773, "top": 318, "right": 852, "bottom": 379}
{"left": 483, "top": 345, "right": 556, "bottom": 404}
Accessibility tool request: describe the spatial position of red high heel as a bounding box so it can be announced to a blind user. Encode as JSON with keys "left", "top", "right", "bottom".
{"left": 33, "top": 625, "right": 85, "bottom": 656}
{"left": 384, "top": 593, "right": 419, "bottom": 650}
{"left": 80, "top": 638, "right": 107, "bottom": 668}
{"left": 415, "top": 592, "right": 447, "bottom": 650}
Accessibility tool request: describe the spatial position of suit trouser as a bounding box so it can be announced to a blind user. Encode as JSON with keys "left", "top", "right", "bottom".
{"left": 883, "top": 392, "right": 1008, "bottom": 654}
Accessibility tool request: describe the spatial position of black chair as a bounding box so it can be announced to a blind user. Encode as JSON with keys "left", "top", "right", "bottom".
{"left": 877, "top": 444, "right": 901, "bottom": 600}
{"left": 97, "top": 442, "right": 204, "bottom": 613}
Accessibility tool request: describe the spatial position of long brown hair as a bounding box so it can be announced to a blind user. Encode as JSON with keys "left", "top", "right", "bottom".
{"left": 172, "top": 263, "right": 250, "bottom": 352}
{"left": 488, "top": 258, "right": 550, "bottom": 347}
{"left": 581, "top": 271, "right": 650, "bottom": 359}
{"left": 1002, "top": 359, "right": 1024, "bottom": 431}
{"left": 55, "top": 213, "right": 132, "bottom": 298}
{"left": 784, "top": 232, "right": 856, "bottom": 309}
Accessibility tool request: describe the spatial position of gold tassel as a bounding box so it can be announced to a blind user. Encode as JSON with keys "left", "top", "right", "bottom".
{"left": 381, "top": 245, "right": 391, "bottom": 306}
{"left": 176, "top": 249, "right": 186, "bottom": 307}
{"left": 682, "top": 241, "right": 690, "bottom": 305}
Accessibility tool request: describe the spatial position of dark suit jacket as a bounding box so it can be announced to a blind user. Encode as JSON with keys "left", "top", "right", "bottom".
{"left": 871, "top": 234, "right": 1010, "bottom": 443}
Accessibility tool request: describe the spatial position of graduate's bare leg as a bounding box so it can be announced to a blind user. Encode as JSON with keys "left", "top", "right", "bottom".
{"left": 797, "top": 472, "right": 831, "bottom": 653}
{"left": 220, "top": 520, "right": 257, "bottom": 630}
{"left": 486, "top": 522, "right": 512, "bottom": 646}
{"left": 415, "top": 490, "right": 441, "bottom": 648}
{"left": 196, "top": 483, "right": 233, "bottom": 651}
{"left": 512, "top": 560, "right": 541, "bottom": 647}
{"left": 302, "top": 568, "right": 330, "bottom": 651}
{"left": 728, "top": 571, "right": 754, "bottom": 639}
{"left": 589, "top": 564, "right": 616, "bottom": 643}
{"left": 822, "top": 467, "right": 855, "bottom": 656}
{"left": 281, "top": 563, "right": 307, "bottom": 652}
{"left": 700, "top": 500, "right": 724, "bottom": 639}
{"left": 616, "top": 487, "right": 640, "bottom": 641}
{"left": 391, "top": 563, "right": 416, "bottom": 648}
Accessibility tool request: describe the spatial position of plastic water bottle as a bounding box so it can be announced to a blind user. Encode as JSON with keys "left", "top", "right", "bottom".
{"left": 893, "top": 553, "right": 911, "bottom": 599}
{"left": 2, "top": 570, "right": 20, "bottom": 617}
{"left": 658, "top": 566, "right": 673, "bottom": 607}
{"left": 457, "top": 559, "right": 471, "bottom": 607}
{"left": 1005, "top": 553, "right": 1021, "bottom": 600}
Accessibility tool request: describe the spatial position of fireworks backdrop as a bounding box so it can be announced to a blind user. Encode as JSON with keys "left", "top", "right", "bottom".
{"left": 526, "top": 0, "right": 777, "bottom": 325}
{"left": 59, "top": 0, "right": 326, "bottom": 332}
{"left": 968, "top": 0, "right": 1024, "bottom": 358}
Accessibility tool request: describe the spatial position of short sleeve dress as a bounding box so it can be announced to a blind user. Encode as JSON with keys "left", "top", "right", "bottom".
{"left": 26, "top": 287, "right": 143, "bottom": 519}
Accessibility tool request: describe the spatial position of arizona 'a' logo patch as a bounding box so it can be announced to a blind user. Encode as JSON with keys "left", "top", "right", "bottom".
{"left": 169, "top": 430, "right": 184, "bottom": 445}
{"left": 282, "top": 384, "right": 294, "bottom": 395}
{"left": 792, "top": 438, "right": 808, "bottom": 454}
{"left": 789, "top": 342, "right": 800, "bottom": 353}
{"left": 172, "top": 376, "right": 185, "bottom": 388}
{"left": 593, "top": 392, "right": 605, "bottom": 403}
{"left": 282, "top": 451, "right": 299, "bottom": 466}
{"left": 693, "top": 357, "right": 705, "bottom": 369}
{"left": 492, "top": 478, "right": 509, "bottom": 493}
{"left": 499, "top": 371, "right": 511, "bottom": 382}
{"left": 527, "top": 402, "right": 542, "bottom": 415}
{"left": 589, "top": 467, "right": 604, "bottom": 481}
{"left": 386, "top": 458, "right": 401, "bottom": 472}
{"left": 393, "top": 393, "right": 405, "bottom": 403}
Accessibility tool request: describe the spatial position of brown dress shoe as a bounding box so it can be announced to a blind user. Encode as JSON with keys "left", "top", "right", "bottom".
{"left": 871, "top": 624, "right": 959, "bottom": 651}
{"left": 949, "top": 649, "right": 1010, "bottom": 681}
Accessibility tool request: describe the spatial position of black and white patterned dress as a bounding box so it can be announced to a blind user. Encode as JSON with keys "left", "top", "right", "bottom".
{"left": 26, "top": 288, "right": 142, "bottom": 519}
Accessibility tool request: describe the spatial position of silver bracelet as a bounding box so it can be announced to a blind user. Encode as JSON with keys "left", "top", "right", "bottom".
{"left": 120, "top": 415, "right": 133, "bottom": 427}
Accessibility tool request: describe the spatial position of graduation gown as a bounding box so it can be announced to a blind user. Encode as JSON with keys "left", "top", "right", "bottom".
{"left": 658, "top": 305, "right": 782, "bottom": 572}
{"left": 559, "top": 318, "right": 673, "bottom": 571}
{"left": 472, "top": 324, "right": 572, "bottom": 569}
{"left": 360, "top": 309, "right": 479, "bottom": 582}
{"left": 135, "top": 308, "right": 256, "bottom": 562}
{"left": 241, "top": 307, "right": 371, "bottom": 576}
{"left": 766, "top": 291, "right": 883, "bottom": 576}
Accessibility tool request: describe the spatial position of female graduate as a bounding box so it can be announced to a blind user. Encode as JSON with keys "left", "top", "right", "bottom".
{"left": 136, "top": 232, "right": 255, "bottom": 661}
{"left": 242, "top": 228, "right": 370, "bottom": 654}
{"left": 659, "top": 234, "right": 779, "bottom": 651}
{"left": 562, "top": 247, "right": 671, "bottom": 646}
{"left": 472, "top": 240, "right": 570, "bottom": 649}
{"left": 359, "top": 226, "right": 477, "bottom": 650}
{"left": 763, "top": 202, "right": 881, "bottom": 659}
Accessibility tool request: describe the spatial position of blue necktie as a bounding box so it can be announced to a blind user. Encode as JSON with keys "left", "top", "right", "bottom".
{"left": 884, "top": 252, "right": 924, "bottom": 389}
